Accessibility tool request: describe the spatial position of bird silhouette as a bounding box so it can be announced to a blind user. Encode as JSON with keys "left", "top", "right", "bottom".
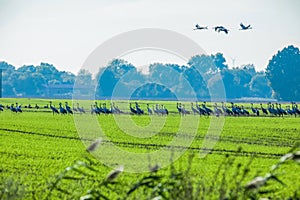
{"left": 49, "top": 101, "right": 59, "bottom": 114}
{"left": 59, "top": 103, "right": 67, "bottom": 114}
{"left": 147, "top": 104, "right": 153, "bottom": 115}
{"left": 239, "top": 22, "right": 252, "bottom": 30}
{"left": 15, "top": 103, "right": 22, "bottom": 113}
{"left": 10, "top": 104, "right": 18, "bottom": 113}
{"left": 65, "top": 102, "right": 73, "bottom": 114}
{"left": 194, "top": 24, "right": 208, "bottom": 30}
{"left": 213, "top": 26, "right": 229, "bottom": 34}
{"left": 130, "top": 103, "right": 137, "bottom": 114}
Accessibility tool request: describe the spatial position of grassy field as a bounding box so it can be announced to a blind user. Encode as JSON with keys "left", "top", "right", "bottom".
{"left": 0, "top": 98, "right": 299, "bottom": 199}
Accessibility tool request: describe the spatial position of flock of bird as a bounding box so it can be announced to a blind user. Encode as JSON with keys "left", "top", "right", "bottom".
{"left": 1, "top": 101, "right": 300, "bottom": 117}
{"left": 193, "top": 22, "right": 252, "bottom": 34}
{"left": 177, "top": 101, "right": 300, "bottom": 117}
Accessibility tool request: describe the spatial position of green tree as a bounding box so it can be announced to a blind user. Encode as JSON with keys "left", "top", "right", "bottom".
{"left": 211, "top": 53, "right": 228, "bottom": 71}
{"left": 0, "top": 62, "right": 16, "bottom": 96}
{"left": 76, "top": 69, "right": 93, "bottom": 85}
{"left": 249, "top": 73, "right": 272, "bottom": 98}
{"left": 187, "top": 54, "right": 215, "bottom": 75}
{"left": 266, "top": 45, "right": 300, "bottom": 100}
{"left": 96, "top": 59, "right": 144, "bottom": 98}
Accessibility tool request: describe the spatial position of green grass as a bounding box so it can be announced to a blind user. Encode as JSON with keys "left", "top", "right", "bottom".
{"left": 0, "top": 98, "right": 299, "bottom": 199}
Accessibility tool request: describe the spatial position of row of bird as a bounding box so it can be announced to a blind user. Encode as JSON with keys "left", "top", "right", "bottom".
{"left": 1, "top": 101, "right": 300, "bottom": 117}
{"left": 194, "top": 22, "right": 252, "bottom": 34}
{"left": 176, "top": 102, "right": 300, "bottom": 117}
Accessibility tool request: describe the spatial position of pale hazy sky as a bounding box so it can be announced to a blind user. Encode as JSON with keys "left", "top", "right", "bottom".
{"left": 0, "top": 0, "right": 299, "bottom": 73}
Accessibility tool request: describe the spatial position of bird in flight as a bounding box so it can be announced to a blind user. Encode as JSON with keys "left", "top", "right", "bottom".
{"left": 194, "top": 24, "right": 208, "bottom": 30}
{"left": 213, "top": 26, "right": 229, "bottom": 34}
{"left": 239, "top": 23, "right": 252, "bottom": 30}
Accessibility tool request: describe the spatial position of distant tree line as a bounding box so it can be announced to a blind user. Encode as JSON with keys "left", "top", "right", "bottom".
{"left": 1, "top": 45, "right": 299, "bottom": 100}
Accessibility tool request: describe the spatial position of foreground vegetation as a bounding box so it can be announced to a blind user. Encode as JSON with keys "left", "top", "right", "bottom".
{"left": 0, "top": 98, "right": 299, "bottom": 199}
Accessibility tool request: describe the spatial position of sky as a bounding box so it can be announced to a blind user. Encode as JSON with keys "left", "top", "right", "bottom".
{"left": 0, "top": 0, "right": 299, "bottom": 74}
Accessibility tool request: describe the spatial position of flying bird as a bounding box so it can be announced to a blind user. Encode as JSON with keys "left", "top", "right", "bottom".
{"left": 194, "top": 24, "right": 208, "bottom": 30}
{"left": 213, "top": 26, "right": 229, "bottom": 34}
{"left": 239, "top": 22, "right": 252, "bottom": 30}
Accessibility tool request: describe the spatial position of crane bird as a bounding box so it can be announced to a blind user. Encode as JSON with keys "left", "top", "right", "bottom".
{"left": 196, "top": 102, "right": 207, "bottom": 115}
{"left": 214, "top": 103, "right": 223, "bottom": 117}
{"left": 65, "top": 102, "right": 73, "bottom": 114}
{"left": 147, "top": 104, "right": 153, "bottom": 115}
{"left": 59, "top": 103, "right": 67, "bottom": 114}
{"left": 251, "top": 103, "right": 259, "bottom": 116}
{"left": 194, "top": 24, "right": 208, "bottom": 30}
{"left": 102, "top": 103, "right": 112, "bottom": 114}
{"left": 191, "top": 103, "right": 200, "bottom": 115}
{"left": 35, "top": 104, "right": 40, "bottom": 109}
{"left": 177, "top": 103, "right": 183, "bottom": 115}
{"left": 15, "top": 103, "right": 22, "bottom": 113}
{"left": 260, "top": 103, "right": 268, "bottom": 115}
{"left": 49, "top": 101, "right": 59, "bottom": 114}
{"left": 10, "top": 104, "right": 18, "bottom": 113}
{"left": 130, "top": 103, "right": 137, "bottom": 114}
{"left": 239, "top": 22, "right": 252, "bottom": 30}
{"left": 213, "top": 26, "right": 229, "bottom": 34}
{"left": 159, "top": 104, "right": 168, "bottom": 115}
{"left": 111, "top": 102, "right": 122, "bottom": 114}
{"left": 77, "top": 103, "right": 85, "bottom": 114}
{"left": 221, "top": 102, "right": 233, "bottom": 116}
{"left": 240, "top": 105, "right": 250, "bottom": 116}
{"left": 202, "top": 102, "right": 213, "bottom": 115}
{"left": 135, "top": 102, "right": 144, "bottom": 114}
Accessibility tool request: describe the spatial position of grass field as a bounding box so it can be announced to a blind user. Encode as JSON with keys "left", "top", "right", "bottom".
{"left": 0, "top": 98, "right": 299, "bottom": 199}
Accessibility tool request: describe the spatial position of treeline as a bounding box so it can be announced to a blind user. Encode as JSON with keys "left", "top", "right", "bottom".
{"left": 1, "top": 45, "right": 299, "bottom": 100}
{"left": 0, "top": 62, "right": 76, "bottom": 98}
{"left": 94, "top": 56, "right": 271, "bottom": 100}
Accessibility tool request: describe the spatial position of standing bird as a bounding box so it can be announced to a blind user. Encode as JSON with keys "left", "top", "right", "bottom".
{"left": 221, "top": 102, "right": 233, "bottom": 116}
{"left": 191, "top": 103, "right": 200, "bottom": 115}
{"left": 176, "top": 103, "right": 182, "bottom": 114}
{"left": 135, "top": 102, "right": 144, "bottom": 115}
{"left": 49, "top": 101, "right": 59, "bottom": 114}
{"left": 35, "top": 104, "right": 40, "bottom": 109}
{"left": 77, "top": 103, "right": 85, "bottom": 114}
{"left": 102, "top": 103, "right": 112, "bottom": 114}
{"left": 214, "top": 103, "right": 223, "bottom": 117}
{"left": 260, "top": 103, "right": 268, "bottom": 115}
{"left": 130, "top": 103, "right": 137, "bottom": 114}
{"left": 59, "top": 103, "right": 67, "bottom": 114}
{"left": 251, "top": 103, "right": 259, "bottom": 116}
{"left": 240, "top": 105, "right": 250, "bottom": 116}
{"left": 202, "top": 102, "right": 213, "bottom": 115}
{"left": 177, "top": 103, "right": 189, "bottom": 115}
{"left": 111, "top": 102, "right": 122, "bottom": 114}
{"left": 91, "top": 105, "right": 100, "bottom": 115}
{"left": 72, "top": 104, "right": 78, "bottom": 112}
{"left": 65, "top": 102, "right": 73, "bottom": 114}
{"left": 10, "top": 104, "right": 18, "bottom": 113}
{"left": 196, "top": 102, "right": 207, "bottom": 115}
{"left": 231, "top": 102, "right": 241, "bottom": 116}
{"left": 159, "top": 104, "right": 168, "bottom": 115}
{"left": 286, "top": 105, "right": 294, "bottom": 115}
{"left": 147, "top": 104, "right": 153, "bottom": 115}
{"left": 278, "top": 104, "right": 287, "bottom": 116}
{"left": 15, "top": 103, "right": 22, "bottom": 113}
{"left": 292, "top": 102, "right": 300, "bottom": 117}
